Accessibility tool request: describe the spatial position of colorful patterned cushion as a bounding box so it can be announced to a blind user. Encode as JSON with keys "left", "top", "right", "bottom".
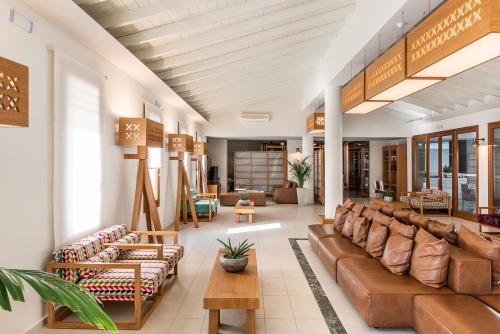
{"left": 53, "top": 235, "right": 105, "bottom": 283}
{"left": 117, "top": 244, "right": 184, "bottom": 271}
{"left": 116, "top": 232, "right": 142, "bottom": 244}
{"left": 80, "top": 246, "right": 121, "bottom": 279}
{"left": 77, "top": 261, "right": 168, "bottom": 301}
{"left": 95, "top": 224, "right": 128, "bottom": 243}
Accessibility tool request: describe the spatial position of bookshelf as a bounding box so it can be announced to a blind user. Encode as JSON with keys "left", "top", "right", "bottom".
{"left": 313, "top": 148, "right": 325, "bottom": 204}
{"left": 383, "top": 144, "right": 407, "bottom": 200}
{"left": 234, "top": 151, "right": 287, "bottom": 193}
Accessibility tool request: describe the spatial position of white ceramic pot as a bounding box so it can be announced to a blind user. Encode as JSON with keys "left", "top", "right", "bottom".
{"left": 384, "top": 196, "right": 394, "bottom": 203}
{"left": 297, "top": 188, "right": 307, "bottom": 206}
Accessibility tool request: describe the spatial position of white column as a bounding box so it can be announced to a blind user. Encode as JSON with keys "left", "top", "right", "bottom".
{"left": 324, "top": 85, "right": 343, "bottom": 218}
{"left": 302, "top": 135, "right": 315, "bottom": 204}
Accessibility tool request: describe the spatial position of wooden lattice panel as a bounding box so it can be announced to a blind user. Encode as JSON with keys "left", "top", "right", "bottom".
{"left": 366, "top": 38, "right": 406, "bottom": 100}
{"left": 341, "top": 71, "right": 365, "bottom": 112}
{"left": 117, "top": 118, "right": 164, "bottom": 147}
{"left": 0, "top": 57, "right": 29, "bottom": 127}
{"left": 167, "top": 134, "right": 193, "bottom": 153}
{"left": 407, "top": 0, "right": 498, "bottom": 77}
{"left": 193, "top": 141, "right": 208, "bottom": 156}
{"left": 307, "top": 112, "right": 325, "bottom": 133}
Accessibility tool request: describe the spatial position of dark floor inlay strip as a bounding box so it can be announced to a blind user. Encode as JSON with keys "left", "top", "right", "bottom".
{"left": 289, "top": 238, "right": 347, "bottom": 334}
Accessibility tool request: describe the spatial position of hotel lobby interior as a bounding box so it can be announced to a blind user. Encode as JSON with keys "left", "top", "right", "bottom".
{"left": 1, "top": 0, "right": 500, "bottom": 333}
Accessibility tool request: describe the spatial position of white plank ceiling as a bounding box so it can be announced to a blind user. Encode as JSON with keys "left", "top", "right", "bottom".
{"left": 74, "top": 0, "right": 356, "bottom": 118}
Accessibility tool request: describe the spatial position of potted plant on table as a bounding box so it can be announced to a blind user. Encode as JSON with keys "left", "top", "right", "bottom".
{"left": 288, "top": 156, "right": 312, "bottom": 206}
{"left": 239, "top": 192, "right": 250, "bottom": 206}
{"left": 217, "top": 238, "right": 254, "bottom": 273}
{"left": 384, "top": 189, "right": 395, "bottom": 202}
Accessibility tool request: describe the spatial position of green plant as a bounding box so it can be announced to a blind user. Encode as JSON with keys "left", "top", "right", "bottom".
{"left": 442, "top": 165, "right": 452, "bottom": 173}
{"left": 288, "top": 156, "right": 312, "bottom": 188}
{"left": 0, "top": 268, "right": 117, "bottom": 332}
{"left": 239, "top": 192, "right": 249, "bottom": 201}
{"left": 217, "top": 238, "right": 255, "bottom": 259}
{"left": 384, "top": 189, "right": 394, "bottom": 197}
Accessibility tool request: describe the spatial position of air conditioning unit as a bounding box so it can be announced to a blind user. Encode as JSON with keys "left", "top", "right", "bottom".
{"left": 240, "top": 112, "right": 270, "bottom": 122}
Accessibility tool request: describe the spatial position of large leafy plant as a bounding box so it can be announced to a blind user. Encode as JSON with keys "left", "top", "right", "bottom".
{"left": 0, "top": 268, "right": 117, "bottom": 332}
{"left": 288, "top": 156, "right": 312, "bottom": 188}
{"left": 217, "top": 238, "right": 254, "bottom": 259}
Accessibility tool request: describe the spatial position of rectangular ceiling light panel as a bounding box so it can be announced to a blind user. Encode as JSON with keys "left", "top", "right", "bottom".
{"left": 407, "top": 0, "right": 500, "bottom": 78}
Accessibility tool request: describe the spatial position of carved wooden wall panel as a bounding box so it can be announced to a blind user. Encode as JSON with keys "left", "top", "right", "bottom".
{"left": 0, "top": 57, "right": 29, "bottom": 127}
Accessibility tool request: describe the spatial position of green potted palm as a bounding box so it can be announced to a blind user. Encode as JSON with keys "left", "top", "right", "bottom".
{"left": 0, "top": 268, "right": 117, "bottom": 332}
{"left": 217, "top": 238, "right": 254, "bottom": 273}
{"left": 288, "top": 156, "right": 312, "bottom": 206}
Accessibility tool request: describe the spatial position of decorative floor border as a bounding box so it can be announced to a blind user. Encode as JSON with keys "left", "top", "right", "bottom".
{"left": 289, "top": 238, "right": 347, "bottom": 334}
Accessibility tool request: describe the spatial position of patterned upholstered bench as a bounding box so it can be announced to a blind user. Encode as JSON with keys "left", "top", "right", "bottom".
{"left": 47, "top": 224, "right": 183, "bottom": 330}
{"left": 400, "top": 189, "right": 451, "bottom": 216}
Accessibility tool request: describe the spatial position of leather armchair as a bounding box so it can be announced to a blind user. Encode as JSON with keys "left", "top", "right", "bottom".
{"left": 273, "top": 181, "right": 298, "bottom": 204}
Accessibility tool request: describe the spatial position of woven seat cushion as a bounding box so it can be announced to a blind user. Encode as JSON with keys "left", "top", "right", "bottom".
{"left": 116, "top": 232, "right": 142, "bottom": 244}
{"left": 117, "top": 244, "right": 184, "bottom": 270}
{"left": 77, "top": 260, "right": 168, "bottom": 301}
{"left": 95, "top": 224, "right": 128, "bottom": 243}
{"left": 80, "top": 246, "right": 121, "bottom": 279}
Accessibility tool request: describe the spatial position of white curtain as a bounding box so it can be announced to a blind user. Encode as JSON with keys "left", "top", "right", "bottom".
{"left": 53, "top": 50, "right": 103, "bottom": 248}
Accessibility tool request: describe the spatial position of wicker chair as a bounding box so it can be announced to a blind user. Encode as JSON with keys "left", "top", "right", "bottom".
{"left": 400, "top": 188, "right": 451, "bottom": 216}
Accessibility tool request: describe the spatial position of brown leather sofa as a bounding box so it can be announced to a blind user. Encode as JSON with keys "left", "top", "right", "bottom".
{"left": 219, "top": 192, "right": 266, "bottom": 206}
{"left": 308, "top": 201, "right": 500, "bottom": 332}
{"left": 273, "top": 181, "right": 298, "bottom": 204}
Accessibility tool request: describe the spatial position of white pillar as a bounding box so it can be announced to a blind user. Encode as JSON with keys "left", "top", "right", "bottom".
{"left": 302, "top": 135, "right": 315, "bottom": 204}
{"left": 324, "top": 85, "right": 343, "bottom": 218}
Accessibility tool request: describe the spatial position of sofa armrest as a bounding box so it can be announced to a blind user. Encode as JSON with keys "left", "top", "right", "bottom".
{"left": 132, "top": 230, "right": 178, "bottom": 244}
{"left": 448, "top": 245, "right": 492, "bottom": 295}
{"left": 105, "top": 243, "right": 164, "bottom": 260}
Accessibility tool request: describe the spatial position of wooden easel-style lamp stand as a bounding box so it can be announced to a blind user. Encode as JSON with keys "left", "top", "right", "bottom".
{"left": 117, "top": 118, "right": 164, "bottom": 242}
{"left": 168, "top": 134, "right": 199, "bottom": 231}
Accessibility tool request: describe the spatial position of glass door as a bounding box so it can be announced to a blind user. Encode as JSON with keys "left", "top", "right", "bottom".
{"left": 414, "top": 137, "right": 427, "bottom": 191}
{"left": 441, "top": 135, "right": 453, "bottom": 204}
{"left": 429, "top": 137, "right": 440, "bottom": 189}
{"left": 455, "top": 128, "right": 478, "bottom": 219}
{"left": 490, "top": 122, "right": 500, "bottom": 207}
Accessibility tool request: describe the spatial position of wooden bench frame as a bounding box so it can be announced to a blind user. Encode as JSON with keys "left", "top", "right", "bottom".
{"left": 46, "top": 230, "right": 179, "bottom": 330}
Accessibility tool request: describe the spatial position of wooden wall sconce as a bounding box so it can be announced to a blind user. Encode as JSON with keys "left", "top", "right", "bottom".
{"left": 117, "top": 117, "right": 164, "bottom": 242}
{"left": 0, "top": 57, "right": 29, "bottom": 127}
{"left": 167, "top": 133, "right": 199, "bottom": 231}
{"left": 192, "top": 141, "right": 209, "bottom": 193}
{"left": 306, "top": 112, "right": 325, "bottom": 134}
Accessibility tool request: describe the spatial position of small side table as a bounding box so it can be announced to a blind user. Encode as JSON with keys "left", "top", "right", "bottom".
{"left": 234, "top": 201, "right": 255, "bottom": 223}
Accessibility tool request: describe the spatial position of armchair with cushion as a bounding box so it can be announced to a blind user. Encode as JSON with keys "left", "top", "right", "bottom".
{"left": 184, "top": 189, "right": 219, "bottom": 221}
{"left": 273, "top": 181, "right": 298, "bottom": 204}
{"left": 400, "top": 188, "right": 451, "bottom": 216}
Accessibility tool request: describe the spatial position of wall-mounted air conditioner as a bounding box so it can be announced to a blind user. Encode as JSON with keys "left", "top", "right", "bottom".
{"left": 240, "top": 112, "right": 270, "bottom": 122}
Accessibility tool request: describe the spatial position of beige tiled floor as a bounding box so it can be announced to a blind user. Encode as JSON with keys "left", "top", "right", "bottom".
{"left": 32, "top": 201, "right": 475, "bottom": 334}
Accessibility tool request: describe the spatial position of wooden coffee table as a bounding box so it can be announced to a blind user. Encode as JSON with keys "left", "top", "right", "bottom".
{"left": 234, "top": 201, "right": 255, "bottom": 223}
{"left": 203, "top": 249, "right": 260, "bottom": 334}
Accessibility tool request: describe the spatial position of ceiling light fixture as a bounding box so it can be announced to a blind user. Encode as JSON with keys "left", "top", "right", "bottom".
{"left": 342, "top": 71, "right": 391, "bottom": 114}
{"left": 306, "top": 112, "right": 325, "bottom": 133}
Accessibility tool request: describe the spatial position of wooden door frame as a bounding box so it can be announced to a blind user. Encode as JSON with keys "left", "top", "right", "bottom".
{"left": 453, "top": 125, "right": 479, "bottom": 221}
{"left": 412, "top": 135, "right": 427, "bottom": 191}
{"left": 489, "top": 122, "right": 500, "bottom": 208}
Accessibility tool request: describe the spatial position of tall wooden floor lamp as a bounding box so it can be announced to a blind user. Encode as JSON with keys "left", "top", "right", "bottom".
{"left": 117, "top": 117, "right": 164, "bottom": 243}
{"left": 192, "top": 140, "right": 209, "bottom": 194}
{"left": 167, "top": 133, "right": 199, "bottom": 230}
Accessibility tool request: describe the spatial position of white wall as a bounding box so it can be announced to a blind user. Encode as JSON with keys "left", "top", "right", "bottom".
{"left": 207, "top": 138, "right": 228, "bottom": 192}
{"left": 0, "top": 1, "right": 200, "bottom": 333}
{"left": 412, "top": 107, "right": 500, "bottom": 207}
{"left": 343, "top": 110, "right": 413, "bottom": 138}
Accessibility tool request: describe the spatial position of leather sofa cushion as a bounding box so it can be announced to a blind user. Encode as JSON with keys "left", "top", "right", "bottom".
{"left": 337, "top": 258, "right": 453, "bottom": 328}
{"left": 334, "top": 205, "right": 349, "bottom": 232}
{"left": 409, "top": 211, "right": 431, "bottom": 229}
{"left": 318, "top": 237, "right": 369, "bottom": 281}
{"left": 352, "top": 203, "right": 365, "bottom": 216}
{"left": 410, "top": 229, "right": 450, "bottom": 288}
{"left": 369, "top": 200, "right": 384, "bottom": 212}
{"left": 342, "top": 212, "right": 360, "bottom": 239}
{"left": 478, "top": 294, "right": 500, "bottom": 312}
{"left": 448, "top": 245, "right": 492, "bottom": 295}
{"left": 365, "top": 222, "right": 389, "bottom": 258}
{"left": 414, "top": 295, "right": 500, "bottom": 334}
{"left": 352, "top": 216, "right": 371, "bottom": 248}
{"left": 343, "top": 199, "right": 355, "bottom": 210}
{"left": 458, "top": 225, "right": 500, "bottom": 285}
{"left": 390, "top": 220, "right": 417, "bottom": 239}
{"left": 361, "top": 208, "right": 376, "bottom": 223}
{"left": 381, "top": 205, "right": 396, "bottom": 217}
{"left": 427, "top": 221, "right": 458, "bottom": 245}
{"left": 307, "top": 224, "right": 340, "bottom": 254}
{"left": 373, "top": 212, "right": 393, "bottom": 227}
{"left": 381, "top": 233, "right": 414, "bottom": 275}
{"left": 392, "top": 210, "right": 411, "bottom": 225}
